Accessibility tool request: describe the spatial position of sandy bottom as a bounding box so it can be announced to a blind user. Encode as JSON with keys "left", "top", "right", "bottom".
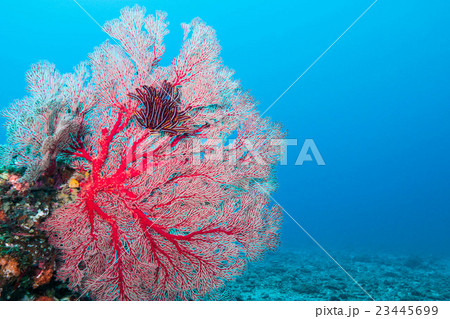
{"left": 226, "top": 247, "right": 450, "bottom": 301}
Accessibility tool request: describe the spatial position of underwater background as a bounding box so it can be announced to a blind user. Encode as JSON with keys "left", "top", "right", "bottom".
{"left": 0, "top": 0, "right": 449, "bottom": 300}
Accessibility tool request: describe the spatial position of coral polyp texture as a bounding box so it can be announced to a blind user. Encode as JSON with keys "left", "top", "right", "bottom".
{"left": 1, "top": 6, "right": 284, "bottom": 300}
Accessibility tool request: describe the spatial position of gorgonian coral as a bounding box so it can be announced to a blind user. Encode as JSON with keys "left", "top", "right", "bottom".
{"left": 0, "top": 62, "right": 94, "bottom": 182}
{"left": 1, "top": 6, "right": 285, "bottom": 300}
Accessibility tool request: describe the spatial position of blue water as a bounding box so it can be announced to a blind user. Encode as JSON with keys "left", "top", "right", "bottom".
{"left": 0, "top": 0, "right": 449, "bottom": 300}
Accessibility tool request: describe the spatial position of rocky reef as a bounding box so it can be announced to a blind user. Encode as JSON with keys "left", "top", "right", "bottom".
{"left": 0, "top": 168, "right": 85, "bottom": 300}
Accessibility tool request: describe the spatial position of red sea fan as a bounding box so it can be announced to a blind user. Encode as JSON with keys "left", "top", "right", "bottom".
{"left": 43, "top": 6, "right": 285, "bottom": 300}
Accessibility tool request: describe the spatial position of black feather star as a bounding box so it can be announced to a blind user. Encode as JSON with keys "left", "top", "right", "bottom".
{"left": 129, "top": 81, "right": 190, "bottom": 135}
